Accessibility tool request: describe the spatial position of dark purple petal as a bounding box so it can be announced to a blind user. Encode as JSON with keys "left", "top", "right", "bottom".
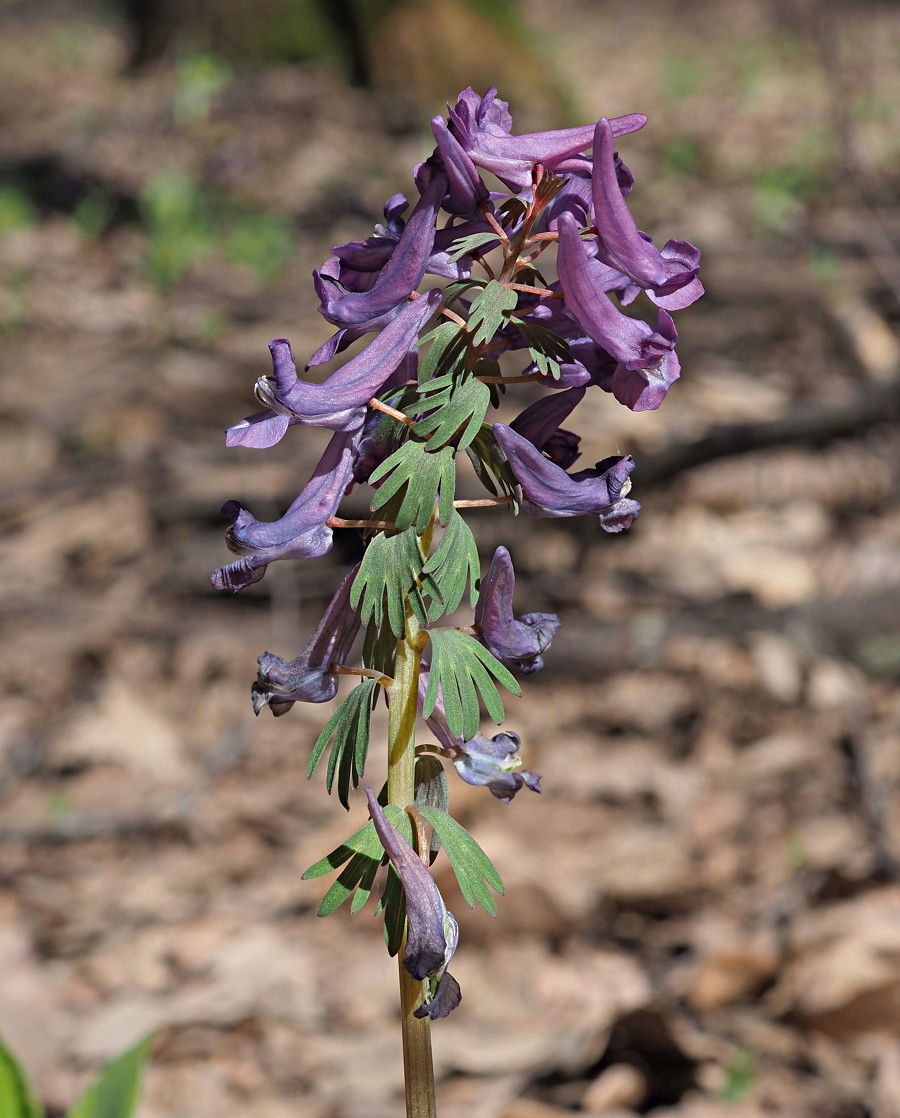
{"left": 253, "top": 292, "right": 441, "bottom": 433}
{"left": 211, "top": 429, "right": 356, "bottom": 591}
{"left": 314, "top": 172, "right": 447, "bottom": 327}
{"left": 447, "top": 87, "right": 646, "bottom": 192}
{"left": 365, "top": 789, "right": 451, "bottom": 984}
{"left": 413, "top": 967, "right": 462, "bottom": 1020}
{"left": 430, "top": 116, "right": 490, "bottom": 215}
{"left": 251, "top": 564, "right": 362, "bottom": 715}
{"left": 509, "top": 388, "right": 585, "bottom": 469}
{"left": 419, "top": 672, "right": 541, "bottom": 801}
{"left": 474, "top": 546, "right": 560, "bottom": 673}
{"left": 591, "top": 119, "right": 701, "bottom": 304}
{"left": 556, "top": 212, "right": 681, "bottom": 405}
{"left": 494, "top": 422, "right": 639, "bottom": 528}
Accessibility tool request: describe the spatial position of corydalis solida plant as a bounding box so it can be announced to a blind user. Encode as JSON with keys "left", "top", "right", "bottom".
{"left": 214, "top": 87, "right": 702, "bottom": 1115}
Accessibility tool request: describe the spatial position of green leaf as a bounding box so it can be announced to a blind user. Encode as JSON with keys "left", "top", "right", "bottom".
{"left": 510, "top": 318, "right": 572, "bottom": 381}
{"left": 468, "top": 280, "right": 518, "bottom": 347}
{"left": 67, "top": 1036, "right": 151, "bottom": 1118}
{"left": 465, "top": 426, "right": 521, "bottom": 503}
{"left": 415, "top": 756, "right": 449, "bottom": 860}
{"left": 370, "top": 442, "right": 456, "bottom": 531}
{"left": 417, "top": 320, "right": 468, "bottom": 384}
{"left": 446, "top": 230, "right": 500, "bottom": 261}
{"left": 362, "top": 616, "right": 396, "bottom": 686}
{"left": 350, "top": 529, "right": 426, "bottom": 636}
{"left": 421, "top": 509, "right": 480, "bottom": 621}
{"left": 307, "top": 678, "right": 379, "bottom": 809}
{"left": 0, "top": 1036, "right": 43, "bottom": 1118}
{"left": 423, "top": 629, "right": 521, "bottom": 741}
{"left": 411, "top": 372, "right": 490, "bottom": 452}
{"left": 419, "top": 807, "right": 504, "bottom": 915}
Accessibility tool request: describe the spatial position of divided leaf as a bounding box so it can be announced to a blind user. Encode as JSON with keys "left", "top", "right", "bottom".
{"left": 417, "top": 319, "right": 468, "bottom": 384}
{"left": 419, "top": 806, "right": 504, "bottom": 915}
{"left": 510, "top": 318, "right": 573, "bottom": 381}
{"left": 370, "top": 441, "right": 456, "bottom": 531}
{"left": 307, "top": 677, "right": 380, "bottom": 809}
{"left": 351, "top": 529, "right": 426, "bottom": 635}
{"left": 411, "top": 372, "right": 490, "bottom": 452}
{"left": 421, "top": 509, "right": 480, "bottom": 622}
{"left": 464, "top": 426, "right": 521, "bottom": 504}
{"left": 422, "top": 628, "right": 521, "bottom": 741}
{"left": 446, "top": 230, "right": 499, "bottom": 261}
{"left": 468, "top": 280, "right": 518, "bottom": 347}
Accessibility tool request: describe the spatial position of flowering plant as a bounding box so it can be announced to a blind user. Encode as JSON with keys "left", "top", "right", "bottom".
{"left": 214, "top": 87, "right": 702, "bottom": 1116}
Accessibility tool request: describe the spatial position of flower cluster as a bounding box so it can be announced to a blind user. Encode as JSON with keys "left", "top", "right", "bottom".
{"left": 215, "top": 87, "right": 701, "bottom": 1022}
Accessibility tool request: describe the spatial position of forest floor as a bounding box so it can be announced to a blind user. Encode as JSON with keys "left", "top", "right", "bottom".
{"left": 2, "top": 2, "right": 900, "bottom": 1116}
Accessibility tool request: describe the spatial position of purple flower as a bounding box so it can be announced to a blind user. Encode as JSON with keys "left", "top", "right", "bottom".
{"left": 556, "top": 211, "right": 681, "bottom": 411}
{"left": 251, "top": 564, "right": 362, "bottom": 716}
{"left": 365, "top": 789, "right": 461, "bottom": 1019}
{"left": 211, "top": 429, "right": 356, "bottom": 591}
{"left": 226, "top": 292, "right": 440, "bottom": 447}
{"left": 590, "top": 119, "right": 703, "bottom": 309}
{"left": 447, "top": 86, "right": 647, "bottom": 192}
{"left": 314, "top": 172, "right": 447, "bottom": 328}
{"left": 509, "top": 387, "right": 585, "bottom": 470}
{"left": 429, "top": 115, "right": 491, "bottom": 215}
{"left": 420, "top": 672, "right": 541, "bottom": 801}
{"left": 493, "top": 422, "right": 640, "bottom": 531}
{"left": 475, "top": 546, "right": 560, "bottom": 674}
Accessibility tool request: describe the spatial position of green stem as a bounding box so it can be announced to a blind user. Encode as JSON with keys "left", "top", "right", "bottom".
{"left": 387, "top": 608, "right": 436, "bottom": 1118}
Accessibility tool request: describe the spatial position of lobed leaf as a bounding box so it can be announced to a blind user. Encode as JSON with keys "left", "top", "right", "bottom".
{"left": 422, "top": 629, "right": 522, "bottom": 741}
{"left": 468, "top": 280, "right": 519, "bottom": 347}
{"left": 411, "top": 372, "right": 490, "bottom": 452}
{"left": 421, "top": 509, "right": 480, "bottom": 622}
{"left": 446, "top": 230, "right": 499, "bottom": 261}
{"left": 370, "top": 441, "right": 456, "bottom": 531}
{"left": 510, "top": 318, "right": 573, "bottom": 381}
{"left": 351, "top": 529, "right": 426, "bottom": 636}
{"left": 419, "top": 807, "right": 504, "bottom": 916}
{"left": 417, "top": 319, "right": 468, "bottom": 384}
{"left": 307, "top": 678, "right": 379, "bottom": 809}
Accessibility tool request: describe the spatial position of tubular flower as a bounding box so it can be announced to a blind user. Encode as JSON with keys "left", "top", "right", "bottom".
{"left": 590, "top": 119, "right": 703, "bottom": 310}
{"left": 493, "top": 422, "right": 640, "bottom": 532}
{"left": 251, "top": 564, "right": 362, "bottom": 716}
{"left": 556, "top": 211, "right": 681, "bottom": 411}
{"left": 429, "top": 115, "right": 491, "bottom": 215}
{"left": 365, "top": 790, "right": 462, "bottom": 1019}
{"left": 446, "top": 86, "right": 647, "bottom": 192}
{"left": 419, "top": 673, "right": 541, "bottom": 802}
{"left": 314, "top": 172, "right": 447, "bottom": 328}
{"left": 509, "top": 387, "right": 585, "bottom": 470}
{"left": 211, "top": 429, "right": 355, "bottom": 591}
{"left": 226, "top": 292, "right": 441, "bottom": 447}
{"left": 475, "top": 546, "right": 560, "bottom": 674}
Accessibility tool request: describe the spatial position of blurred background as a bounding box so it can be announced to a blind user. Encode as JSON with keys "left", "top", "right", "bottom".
{"left": 2, "top": 0, "right": 900, "bottom": 1115}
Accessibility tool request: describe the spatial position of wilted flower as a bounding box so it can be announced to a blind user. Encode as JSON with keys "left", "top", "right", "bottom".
{"left": 211, "top": 428, "right": 355, "bottom": 591}
{"left": 493, "top": 422, "right": 640, "bottom": 531}
{"left": 366, "top": 789, "right": 461, "bottom": 1019}
{"left": 475, "top": 546, "right": 560, "bottom": 674}
{"left": 252, "top": 564, "right": 362, "bottom": 716}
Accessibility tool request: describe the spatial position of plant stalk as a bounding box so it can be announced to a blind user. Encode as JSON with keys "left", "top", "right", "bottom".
{"left": 387, "top": 608, "right": 437, "bottom": 1118}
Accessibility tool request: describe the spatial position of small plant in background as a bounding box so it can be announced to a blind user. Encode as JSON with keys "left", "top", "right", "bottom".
{"left": 214, "top": 87, "right": 702, "bottom": 1115}
{"left": 0, "top": 1034, "right": 149, "bottom": 1118}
